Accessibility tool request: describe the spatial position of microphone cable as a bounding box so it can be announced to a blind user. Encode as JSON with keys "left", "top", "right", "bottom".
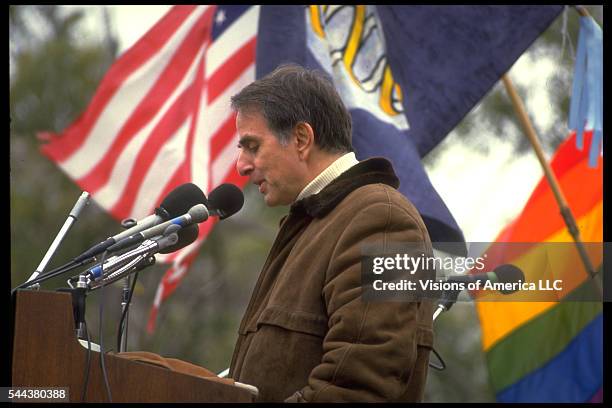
{"left": 428, "top": 347, "right": 446, "bottom": 371}
{"left": 116, "top": 271, "right": 140, "bottom": 353}
{"left": 97, "top": 250, "right": 113, "bottom": 403}
{"left": 11, "top": 260, "right": 79, "bottom": 294}
{"left": 80, "top": 320, "right": 92, "bottom": 402}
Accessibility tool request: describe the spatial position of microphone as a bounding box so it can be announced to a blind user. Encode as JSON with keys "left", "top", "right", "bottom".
{"left": 106, "top": 204, "right": 209, "bottom": 253}
{"left": 208, "top": 183, "right": 244, "bottom": 220}
{"left": 434, "top": 264, "right": 525, "bottom": 319}
{"left": 24, "top": 191, "right": 90, "bottom": 285}
{"left": 72, "top": 224, "right": 198, "bottom": 288}
{"left": 73, "top": 183, "right": 207, "bottom": 262}
{"left": 87, "top": 228, "right": 187, "bottom": 291}
{"left": 446, "top": 264, "right": 525, "bottom": 291}
{"left": 159, "top": 224, "right": 199, "bottom": 254}
{"left": 83, "top": 225, "right": 180, "bottom": 283}
{"left": 107, "top": 183, "right": 241, "bottom": 255}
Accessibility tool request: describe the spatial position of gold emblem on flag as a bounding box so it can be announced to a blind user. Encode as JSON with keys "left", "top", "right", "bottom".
{"left": 308, "top": 5, "right": 405, "bottom": 118}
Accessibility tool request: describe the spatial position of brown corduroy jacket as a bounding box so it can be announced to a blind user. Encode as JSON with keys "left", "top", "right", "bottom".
{"left": 229, "top": 158, "right": 435, "bottom": 402}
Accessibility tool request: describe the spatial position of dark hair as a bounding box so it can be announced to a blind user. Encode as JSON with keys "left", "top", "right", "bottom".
{"left": 230, "top": 64, "right": 353, "bottom": 153}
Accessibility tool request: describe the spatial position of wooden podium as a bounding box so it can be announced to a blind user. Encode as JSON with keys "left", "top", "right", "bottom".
{"left": 11, "top": 290, "right": 255, "bottom": 402}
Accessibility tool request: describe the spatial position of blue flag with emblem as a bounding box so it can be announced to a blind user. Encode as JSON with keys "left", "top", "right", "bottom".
{"left": 256, "top": 5, "right": 563, "bottom": 254}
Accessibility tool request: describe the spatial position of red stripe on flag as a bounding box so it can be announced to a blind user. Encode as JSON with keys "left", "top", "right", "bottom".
{"left": 77, "top": 7, "right": 215, "bottom": 195}
{"left": 153, "top": 162, "right": 193, "bottom": 216}
{"left": 115, "top": 26, "right": 210, "bottom": 219}
{"left": 181, "top": 35, "right": 209, "bottom": 186}
{"left": 108, "top": 85, "right": 198, "bottom": 218}
{"left": 526, "top": 131, "right": 599, "bottom": 209}
{"left": 209, "top": 114, "right": 238, "bottom": 160}
{"left": 495, "top": 131, "right": 603, "bottom": 243}
{"left": 40, "top": 6, "right": 199, "bottom": 163}
{"left": 207, "top": 37, "right": 257, "bottom": 104}
{"left": 146, "top": 306, "right": 160, "bottom": 334}
{"left": 109, "top": 49, "right": 209, "bottom": 219}
{"left": 144, "top": 29, "right": 210, "bottom": 212}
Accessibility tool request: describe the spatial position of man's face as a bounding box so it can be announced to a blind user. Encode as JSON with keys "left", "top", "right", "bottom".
{"left": 235, "top": 110, "right": 306, "bottom": 206}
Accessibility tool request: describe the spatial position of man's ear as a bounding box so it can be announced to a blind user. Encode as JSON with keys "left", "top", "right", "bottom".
{"left": 294, "top": 122, "right": 315, "bottom": 161}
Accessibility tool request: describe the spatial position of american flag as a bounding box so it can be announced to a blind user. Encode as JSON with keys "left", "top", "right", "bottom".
{"left": 39, "top": 5, "right": 259, "bottom": 332}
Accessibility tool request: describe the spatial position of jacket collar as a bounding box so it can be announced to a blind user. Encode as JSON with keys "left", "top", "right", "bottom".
{"left": 290, "top": 157, "right": 399, "bottom": 219}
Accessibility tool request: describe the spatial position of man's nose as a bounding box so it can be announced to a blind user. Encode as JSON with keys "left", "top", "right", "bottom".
{"left": 236, "top": 150, "right": 254, "bottom": 177}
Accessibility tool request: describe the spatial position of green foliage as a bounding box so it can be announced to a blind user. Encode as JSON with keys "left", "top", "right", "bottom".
{"left": 10, "top": 8, "right": 115, "bottom": 135}
{"left": 10, "top": 6, "right": 118, "bottom": 286}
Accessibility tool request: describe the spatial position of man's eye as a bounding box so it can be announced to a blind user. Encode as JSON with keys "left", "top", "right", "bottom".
{"left": 238, "top": 140, "right": 258, "bottom": 153}
{"left": 244, "top": 144, "right": 258, "bottom": 153}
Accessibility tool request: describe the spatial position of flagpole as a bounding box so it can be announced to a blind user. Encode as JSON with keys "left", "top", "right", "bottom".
{"left": 500, "top": 74, "right": 602, "bottom": 297}
{"left": 573, "top": 5, "right": 590, "bottom": 18}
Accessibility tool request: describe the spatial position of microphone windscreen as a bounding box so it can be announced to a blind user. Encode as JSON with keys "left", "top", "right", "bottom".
{"left": 209, "top": 183, "right": 244, "bottom": 220}
{"left": 494, "top": 264, "right": 525, "bottom": 284}
{"left": 159, "top": 183, "right": 208, "bottom": 218}
{"left": 159, "top": 224, "right": 199, "bottom": 254}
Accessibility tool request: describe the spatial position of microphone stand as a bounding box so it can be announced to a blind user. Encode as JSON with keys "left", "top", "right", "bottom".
{"left": 119, "top": 276, "right": 131, "bottom": 352}
{"left": 56, "top": 241, "right": 156, "bottom": 343}
{"left": 119, "top": 218, "right": 134, "bottom": 353}
{"left": 23, "top": 192, "right": 90, "bottom": 288}
{"left": 57, "top": 275, "right": 89, "bottom": 341}
{"left": 433, "top": 305, "right": 446, "bottom": 322}
{"left": 86, "top": 230, "right": 176, "bottom": 351}
{"left": 433, "top": 289, "right": 461, "bottom": 321}
{"left": 428, "top": 289, "right": 462, "bottom": 371}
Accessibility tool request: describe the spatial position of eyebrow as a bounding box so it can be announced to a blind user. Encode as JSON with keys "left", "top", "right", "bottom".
{"left": 238, "top": 135, "right": 258, "bottom": 146}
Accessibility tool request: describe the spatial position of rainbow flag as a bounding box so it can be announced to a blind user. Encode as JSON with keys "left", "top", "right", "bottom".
{"left": 475, "top": 131, "right": 603, "bottom": 402}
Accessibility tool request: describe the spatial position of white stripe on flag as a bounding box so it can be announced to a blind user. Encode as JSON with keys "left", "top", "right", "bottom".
{"left": 204, "top": 65, "right": 255, "bottom": 138}
{"left": 168, "top": 261, "right": 189, "bottom": 283}
{"left": 91, "top": 44, "right": 207, "bottom": 214}
{"left": 206, "top": 64, "right": 255, "bottom": 187}
{"left": 205, "top": 6, "right": 260, "bottom": 77}
{"left": 132, "top": 118, "right": 192, "bottom": 218}
{"left": 60, "top": 7, "right": 210, "bottom": 178}
{"left": 190, "top": 86, "right": 211, "bottom": 193}
{"left": 152, "top": 280, "right": 164, "bottom": 309}
{"left": 212, "top": 131, "right": 241, "bottom": 187}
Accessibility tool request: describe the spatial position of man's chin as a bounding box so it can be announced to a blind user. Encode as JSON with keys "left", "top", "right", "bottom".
{"left": 263, "top": 193, "right": 290, "bottom": 207}
{"left": 264, "top": 198, "right": 282, "bottom": 207}
{"left": 263, "top": 194, "right": 276, "bottom": 207}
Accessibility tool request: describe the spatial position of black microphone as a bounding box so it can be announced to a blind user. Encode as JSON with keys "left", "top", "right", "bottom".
{"left": 446, "top": 264, "right": 525, "bottom": 292}
{"left": 434, "top": 264, "right": 525, "bottom": 318}
{"left": 208, "top": 183, "right": 244, "bottom": 220}
{"left": 74, "top": 183, "right": 208, "bottom": 262}
{"left": 159, "top": 224, "right": 199, "bottom": 254}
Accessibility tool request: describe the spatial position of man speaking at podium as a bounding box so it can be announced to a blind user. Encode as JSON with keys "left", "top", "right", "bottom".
{"left": 228, "top": 64, "right": 434, "bottom": 402}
